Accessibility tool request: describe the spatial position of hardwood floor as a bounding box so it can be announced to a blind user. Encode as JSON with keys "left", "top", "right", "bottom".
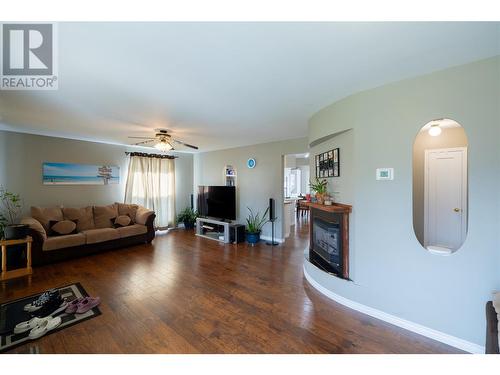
{"left": 1, "top": 217, "right": 461, "bottom": 354}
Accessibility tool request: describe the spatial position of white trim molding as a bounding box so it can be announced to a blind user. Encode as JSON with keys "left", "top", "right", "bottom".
{"left": 303, "top": 264, "right": 484, "bottom": 354}
{"left": 260, "top": 235, "right": 285, "bottom": 244}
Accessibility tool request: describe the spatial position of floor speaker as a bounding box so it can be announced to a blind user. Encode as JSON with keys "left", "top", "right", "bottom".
{"left": 266, "top": 198, "right": 279, "bottom": 246}
{"left": 269, "top": 198, "right": 275, "bottom": 222}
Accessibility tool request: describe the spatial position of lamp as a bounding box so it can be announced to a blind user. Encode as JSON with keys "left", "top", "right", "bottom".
{"left": 428, "top": 124, "right": 442, "bottom": 137}
{"left": 154, "top": 139, "right": 173, "bottom": 152}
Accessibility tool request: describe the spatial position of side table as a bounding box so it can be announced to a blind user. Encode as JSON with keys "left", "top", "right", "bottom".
{"left": 1, "top": 236, "right": 32, "bottom": 281}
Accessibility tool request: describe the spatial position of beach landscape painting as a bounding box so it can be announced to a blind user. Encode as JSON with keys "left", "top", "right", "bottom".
{"left": 43, "top": 162, "right": 120, "bottom": 185}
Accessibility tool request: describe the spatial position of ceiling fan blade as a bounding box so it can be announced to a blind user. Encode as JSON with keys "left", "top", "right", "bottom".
{"left": 128, "top": 136, "right": 156, "bottom": 139}
{"left": 132, "top": 140, "right": 155, "bottom": 145}
{"left": 172, "top": 138, "right": 199, "bottom": 150}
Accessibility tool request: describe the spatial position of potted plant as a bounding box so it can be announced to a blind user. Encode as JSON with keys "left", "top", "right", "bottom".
{"left": 176, "top": 207, "right": 198, "bottom": 230}
{"left": 0, "top": 186, "right": 28, "bottom": 240}
{"left": 309, "top": 178, "right": 328, "bottom": 204}
{"left": 245, "top": 206, "right": 269, "bottom": 245}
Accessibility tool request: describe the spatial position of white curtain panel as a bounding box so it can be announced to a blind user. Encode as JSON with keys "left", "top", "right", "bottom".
{"left": 124, "top": 155, "right": 176, "bottom": 229}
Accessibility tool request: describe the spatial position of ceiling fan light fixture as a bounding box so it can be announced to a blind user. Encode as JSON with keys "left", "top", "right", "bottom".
{"left": 154, "top": 140, "right": 173, "bottom": 152}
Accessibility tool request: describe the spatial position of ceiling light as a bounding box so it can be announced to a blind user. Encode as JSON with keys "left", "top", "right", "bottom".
{"left": 304, "top": 153, "right": 310, "bottom": 158}
{"left": 154, "top": 140, "right": 173, "bottom": 152}
{"left": 428, "top": 124, "right": 442, "bottom": 137}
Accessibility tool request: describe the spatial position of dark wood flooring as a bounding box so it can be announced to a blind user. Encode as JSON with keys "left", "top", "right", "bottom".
{"left": 1, "top": 217, "right": 461, "bottom": 353}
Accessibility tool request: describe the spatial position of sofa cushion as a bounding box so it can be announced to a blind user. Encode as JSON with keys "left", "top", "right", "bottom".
{"left": 116, "top": 203, "right": 139, "bottom": 223}
{"left": 21, "top": 217, "right": 47, "bottom": 241}
{"left": 93, "top": 204, "right": 118, "bottom": 229}
{"left": 116, "top": 224, "right": 148, "bottom": 238}
{"left": 135, "top": 206, "right": 154, "bottom": 225}
{"left": 49, "top": 220, "right": 77, "bottom": 235}
{"left": 82, "top": 228, "right": 120, "bottom": 244}
{"left": 114, "top": 215, "right": 132, "bottom": 228}
{"left": 42, "top": 233, "right": 86, "bottom": 251}
{"left": 31, "top": 206, "right": 64, "bottom": 232}
{"left": 63, "top": 206, "right": 95, "bottom": 232}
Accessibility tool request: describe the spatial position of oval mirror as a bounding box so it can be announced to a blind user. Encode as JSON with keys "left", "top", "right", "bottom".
{"left": 412, "top": 118, "right": 468, "bottom": 254}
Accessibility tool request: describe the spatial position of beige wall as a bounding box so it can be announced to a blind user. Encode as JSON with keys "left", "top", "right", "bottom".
{"left": 306, "top": 56, "right": 500, "bottom": 346}
{"left": 193, "top": 137, "right": 309, "bottom": 240}
{"left": 0, "top": 131, "right": 193, "bottom": 217}
{"left": 412, "top": 126, "right": 468, "bottom": 244}
{"left": 309, "top": 129, "right": 354, "bottom": 204}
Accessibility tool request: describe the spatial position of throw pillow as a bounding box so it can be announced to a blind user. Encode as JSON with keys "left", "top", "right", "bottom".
{"left": 116, "top": 203, "right": 139, "bottom": 223}
{"left": 49, "top": 220, "right": 78, "bottom": 236}
{"left": 62, "top": 206, "right": 95, "bottom": 232}
{"left": 114, "top": 215, "right": 132, "bottom": 228}
{"left": 493, "top": 292, "right": 500, "bottom": 350}
{"left": 93, "top": 204, "right": 119, "bottom": 228}
{"left": 31, "top": 206, "right": 64, "bottom": 232}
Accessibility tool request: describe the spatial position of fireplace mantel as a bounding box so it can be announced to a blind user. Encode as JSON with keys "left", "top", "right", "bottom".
{"left": 301, "top": 202, "right": 352, "bottom": 213}
{"left": 305, "top": 202, "right": 352, "bottom": 280}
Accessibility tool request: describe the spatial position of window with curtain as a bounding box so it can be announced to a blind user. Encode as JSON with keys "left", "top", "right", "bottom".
{"left": 124, "top": 153, "right": 176, "bottom": 229}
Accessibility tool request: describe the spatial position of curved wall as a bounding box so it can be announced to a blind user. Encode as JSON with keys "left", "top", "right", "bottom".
{"left": 306, "top": 56, "right": 500, "bottom": 348}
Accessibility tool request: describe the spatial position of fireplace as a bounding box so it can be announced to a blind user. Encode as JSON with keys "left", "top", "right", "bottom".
{"left": 312, "top": 218, "right": 342, "bottom": 275}
{"left": 306, "top": 202, "right": 351, "bottom": 279}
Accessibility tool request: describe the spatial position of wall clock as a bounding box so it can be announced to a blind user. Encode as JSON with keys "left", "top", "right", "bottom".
{"left": 247, "top": 158, "right": 256, "bottom": 169}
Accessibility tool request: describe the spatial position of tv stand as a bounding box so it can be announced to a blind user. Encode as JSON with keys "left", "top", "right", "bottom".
{"left": 196, "top": 217, "right": 231, "bottom": 243}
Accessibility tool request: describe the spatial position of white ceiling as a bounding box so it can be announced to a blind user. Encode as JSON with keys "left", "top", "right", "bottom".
{"left": 0, "top": 22, "right": 499, "bottom": 152}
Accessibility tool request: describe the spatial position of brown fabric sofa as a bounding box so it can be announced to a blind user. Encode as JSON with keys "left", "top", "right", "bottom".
{"left": 21, "top": 203, "right": 156, "bottom": 266}
{"left": 486, "top": 301, "right": 499, "bottom": 354}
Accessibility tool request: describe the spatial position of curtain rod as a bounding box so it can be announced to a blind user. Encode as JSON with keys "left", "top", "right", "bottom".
{"left": 126, "top": 152, "right": 178, "bottom": 159}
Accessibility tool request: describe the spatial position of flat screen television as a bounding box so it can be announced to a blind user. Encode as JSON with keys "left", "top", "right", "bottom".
{"left": 197, "top": 186, "right": 236, "bottom": 221}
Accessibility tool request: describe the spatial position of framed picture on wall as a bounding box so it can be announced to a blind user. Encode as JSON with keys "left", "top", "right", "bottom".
{"left": 42, "top": 162, "right": 120, "bottom": 185}
{"left": 315, "top": 148, "right": 340, "bottom": 178}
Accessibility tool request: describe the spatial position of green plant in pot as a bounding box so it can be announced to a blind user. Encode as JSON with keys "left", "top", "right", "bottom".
{"left": 176, "top": 207, "right": 198, "bottom": 230}
{"left": 0, "top": 186, "right": 28, "bottom": 240}
{"left": 245, "top": 206, "right": 269, "bottom": 245}
{"left": 309, "top": 178, "right": 328, "bottom": 204}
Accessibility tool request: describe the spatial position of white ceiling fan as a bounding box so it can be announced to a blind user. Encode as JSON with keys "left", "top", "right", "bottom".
{"left": 128, "top": 128, "right": 199, "bottom": 151}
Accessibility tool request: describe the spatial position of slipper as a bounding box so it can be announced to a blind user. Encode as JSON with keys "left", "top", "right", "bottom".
{"left": 13, "top": 317, "right": 45, "bottom": 334}
{"left": 76, "top": 297, "right": 101, "bottom": 314}
{"left": 65, "top": 297, "right": 84, "bottom": 314}
{"left": 28, "top": 316, "right": 62, "bottom": 340}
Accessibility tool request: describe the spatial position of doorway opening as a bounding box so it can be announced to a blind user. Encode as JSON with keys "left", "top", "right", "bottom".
{"left": 283, "top": 153, "right": 310, "bottom": 239}
{"left": 412, "top": 118, "right": 468, "bottom": 254}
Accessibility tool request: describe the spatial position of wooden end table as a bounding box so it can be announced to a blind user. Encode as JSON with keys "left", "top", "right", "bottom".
{"left": 1, "top": 236, "right": 32, "bottom": 281}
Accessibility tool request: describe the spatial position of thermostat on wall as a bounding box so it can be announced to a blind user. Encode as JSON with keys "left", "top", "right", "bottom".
{"left": 376, "top": 168, "right": 394, "bottom": 180}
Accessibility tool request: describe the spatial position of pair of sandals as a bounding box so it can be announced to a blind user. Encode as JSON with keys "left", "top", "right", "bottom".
{"left": 14, "top": 316, "right": 62, "bottom": 339}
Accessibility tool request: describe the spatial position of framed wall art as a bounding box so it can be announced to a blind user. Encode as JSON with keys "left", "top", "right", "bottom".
{"left": 43, "top": 162, "right": 120, "bottom": 185}
{"left": 315, "top": 148, "right": 339, "bottom": 178}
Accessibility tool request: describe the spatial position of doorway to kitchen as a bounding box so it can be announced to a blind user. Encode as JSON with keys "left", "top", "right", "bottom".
{"left": 283, "top": 153, "right": 310, "bottom": 239}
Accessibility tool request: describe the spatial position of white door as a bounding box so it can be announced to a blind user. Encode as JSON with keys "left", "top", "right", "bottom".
{"left": 424, "top": 147, "right": 467, "bottom": 251}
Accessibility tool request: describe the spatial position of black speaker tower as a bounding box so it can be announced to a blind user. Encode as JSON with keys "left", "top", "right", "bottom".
{"left": 266, "top": 198, "right": 279, "bottom": 246}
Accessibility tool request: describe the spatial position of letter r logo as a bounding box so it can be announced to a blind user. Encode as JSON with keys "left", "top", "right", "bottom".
{"left": 2, "top": 24, "right": 53, "bottom": 75}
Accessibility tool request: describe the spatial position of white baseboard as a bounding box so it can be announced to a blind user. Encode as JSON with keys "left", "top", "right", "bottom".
{"left": 260, "top": 235, "right": 285, "bottom": 244}
{"left": 303, "top": 265, "right": 484, "bottom": 354}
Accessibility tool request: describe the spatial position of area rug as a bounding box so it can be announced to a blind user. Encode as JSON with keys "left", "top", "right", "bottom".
{"left": 0, "top": 282, "right": 101, "bottom": 353}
